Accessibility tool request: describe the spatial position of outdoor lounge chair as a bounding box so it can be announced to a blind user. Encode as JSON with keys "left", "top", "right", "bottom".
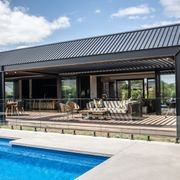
{"left": 66, "top": 101, "right": 80, "bottom": 118}
{"left": 59, "top": 101, "right": 80, "bottom": 118}
{"left": 66, "top": 101, "right": 80, "bottom": 113}
{"left": 59, "top": 103, "right": 67, "bottom": 113}
{"left": 103, "top": 100, "right": 132, "bottom": 120}
{"left": 103, "top": 100, "right": 142, "bottom": 120}
{"left": 86, "top": 99, "right": 142, "bottom": 120}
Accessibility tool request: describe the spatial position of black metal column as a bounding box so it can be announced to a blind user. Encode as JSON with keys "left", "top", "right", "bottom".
{"left": 155, "top": 71, "right": 161, "bottom": 115}
{"left": 97, "top": 77, "right": 102, "bottom": 98}
{"left": 175, "top": 52, "right": 180, "bottom": 140}
{"left": 56, "top": 77, "right": 61, "bottom": 100}
{"left": 56, "top": 77, "right": 62, "bottom": 112}
{"left": 0, "top": 67, "right": 5, "bottom": 123}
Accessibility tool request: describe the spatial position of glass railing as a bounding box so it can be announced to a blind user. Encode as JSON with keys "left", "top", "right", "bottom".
{"left": 0, "top": 97, "right": 177, "bottom": 142}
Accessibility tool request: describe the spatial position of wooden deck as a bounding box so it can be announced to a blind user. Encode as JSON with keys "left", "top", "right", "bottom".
{"left": 6, "top": 112, "right": 176, "bottom": 138}
{"left": 7, "top": 112, "right": 176, "bottom": 127}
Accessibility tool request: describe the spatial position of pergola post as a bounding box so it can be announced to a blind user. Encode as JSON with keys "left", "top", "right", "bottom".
{"left": 29, "top": 79, "right": 32, "bottom": 99}
{"left": 19, "top": 80, "right": 22, "bottom": 99}
{"left": 0, "top": 66, "right": 5, "bottom": 123}
{"left": 155, "top": 71, "right": 161, "bottom": 115}
{"left": 90, "top": 75, "right": 97, "bottom": 99}
{"left": 57, "top": 77, "right": 61, "bottom": 101}
{"left": 175, "top": 52, "right": 180, "bottom": 140}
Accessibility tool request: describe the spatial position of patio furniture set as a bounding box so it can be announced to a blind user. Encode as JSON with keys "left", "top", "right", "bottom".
{"left": 59, "top": 99, "right": 142, "bottom": 120}
{"left": 6, "top": 100, "right": 24, "bottom": 116}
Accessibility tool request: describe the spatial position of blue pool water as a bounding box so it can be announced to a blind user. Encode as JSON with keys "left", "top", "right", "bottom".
{"left": 0, "top": 138, "right": 108, "bottom": 180}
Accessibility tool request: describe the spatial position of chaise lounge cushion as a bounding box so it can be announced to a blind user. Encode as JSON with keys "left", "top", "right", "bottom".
{"left": 103, "top": 100, "right": 130, "bottom": 114}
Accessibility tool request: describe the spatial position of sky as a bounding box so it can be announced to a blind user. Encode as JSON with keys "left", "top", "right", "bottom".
{"left": 0, "top": 0, "right": 180, "bottom": 51}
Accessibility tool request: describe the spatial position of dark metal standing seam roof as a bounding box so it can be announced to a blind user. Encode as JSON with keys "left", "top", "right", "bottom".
{"left": 0, "top": 23, "right": 180, "bottom": 67}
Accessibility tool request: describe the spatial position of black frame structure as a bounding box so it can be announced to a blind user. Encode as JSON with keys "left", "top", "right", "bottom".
{"left": 0, "top": 23, "right": 180, "bottom": 138}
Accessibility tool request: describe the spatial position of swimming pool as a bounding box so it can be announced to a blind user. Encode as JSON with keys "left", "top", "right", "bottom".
{"left": 0, "top": 138, "right": 108, "bottom": 180}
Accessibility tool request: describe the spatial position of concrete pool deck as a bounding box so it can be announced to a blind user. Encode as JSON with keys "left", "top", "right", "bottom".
{"left": 0, "top": 129, "right": 180, "bottom": 180}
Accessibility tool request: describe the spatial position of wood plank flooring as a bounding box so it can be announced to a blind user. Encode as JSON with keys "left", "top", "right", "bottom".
{"left": 7, "top": 112, "right": 176, "bottom": 128}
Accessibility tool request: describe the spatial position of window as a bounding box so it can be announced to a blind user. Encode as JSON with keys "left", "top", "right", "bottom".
{"left": 147, "top": 79, "right": 155, "bottom": 99}
{"left": 130, "top": 80, "right": 144, "bottom": 100}
{"left": 116, "top": 81, "right": 129, "bottom": 100}
{"left": 161, "top": 74, "right": 175, "bottom": 104}
{"left": 61, "top": 78, "right": 77, "bottom": 99}
{"left": 102, "top": 81, "right": 115, "bottom": 99}
{"left": 5, "top": 81, "right": 14, "bottom": 99}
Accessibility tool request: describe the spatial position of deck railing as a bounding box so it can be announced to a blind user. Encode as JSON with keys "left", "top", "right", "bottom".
{"left": 0, "top": 97, "right": 177, "bottom": 142}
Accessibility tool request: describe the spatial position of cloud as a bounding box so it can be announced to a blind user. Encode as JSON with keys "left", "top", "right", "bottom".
{"left": 111, "top": 4, "right": 155, "bottom": 19}
{"left": 160, "top": 0, "right": 180, "bottom": 18}
{"left": 141, "top": 20, "right": 180, "bottom": 28}
{"left": 77, "top": 17, "right": 85, "bottom": 23}
{"left": 128, "top": 15, "right": 154, "bottom": 20}
{"left": 95, "top": 9, "right": 101, "bottom": 14}
{"left": 0, "top": 0, "right": 70, "bottom": 46}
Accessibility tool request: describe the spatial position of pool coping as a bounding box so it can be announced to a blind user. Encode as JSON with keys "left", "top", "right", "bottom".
{"left": 0, "top": 129, "right": 140, "bottom": 156}
{"left": 10, "top": 140, "right": 112, "bottom": 157}
{"left": 0, "top": 129, "right": 180, "bottom": 180}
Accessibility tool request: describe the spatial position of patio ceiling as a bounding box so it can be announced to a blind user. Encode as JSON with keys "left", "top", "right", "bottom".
{"left": 56, "top": 57, "right": 175, "bottom": 75}
{"left": 5, "top": 56, "right": 175, "bottom": 79}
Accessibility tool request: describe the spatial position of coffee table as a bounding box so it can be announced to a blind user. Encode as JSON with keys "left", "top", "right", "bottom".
{"left": 80, "top": 109, "right": 109, "bottom": 120}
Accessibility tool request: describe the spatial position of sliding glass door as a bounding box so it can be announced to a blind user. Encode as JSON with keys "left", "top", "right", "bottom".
{"left": 5, "top": 81, "right": 14, "bottom": 99}
{"left": 160, "top": 74, "right": 175, "bottom": 104}
{"left": 116, "top": 80, "right": 129, "bottom": 100}
{"left": 61, "top": 78, "right": 77, "bottom": 99}
{"left": 146, "top": 79, "right": 155, "bottom": 99}
{"left": 116, "top": 79, "right": 144, "bottom": 100}
{"left": 130, "top": 80, "right": 144, "bottom": 100}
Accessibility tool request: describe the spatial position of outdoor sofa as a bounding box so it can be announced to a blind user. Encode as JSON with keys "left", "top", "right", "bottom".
{"left": 84, "top": 99, "right": 142, "bottom": 120}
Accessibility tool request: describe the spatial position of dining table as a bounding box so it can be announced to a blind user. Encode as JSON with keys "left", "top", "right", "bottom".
{"left": 6, "top": 101, "right": 19, "bottom": 116}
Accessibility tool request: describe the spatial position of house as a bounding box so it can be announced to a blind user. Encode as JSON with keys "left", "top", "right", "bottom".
{"left": 0, "top": 23, "right": 180, "bottom": 139}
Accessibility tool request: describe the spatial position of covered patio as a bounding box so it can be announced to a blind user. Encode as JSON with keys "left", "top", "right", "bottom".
{"left": 0, "top": 23, "right": 180, "bottom": 140}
